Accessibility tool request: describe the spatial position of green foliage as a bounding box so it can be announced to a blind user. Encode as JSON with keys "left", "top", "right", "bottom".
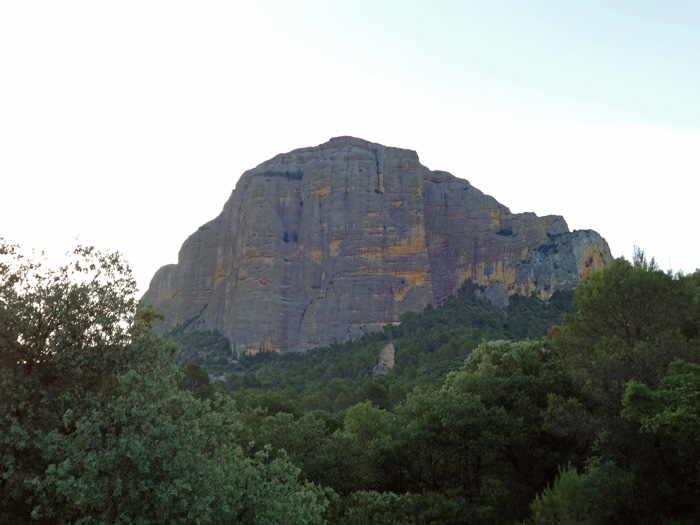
{"left": 337, "top": 491, "right": 422, "bottom": 525}
{"left": 623, "top": 358, "right": 700, "bottom": 440}
{"left": 551, "top": 250, "right": 700, "bottom": 415}
{"left": 530, "top": 464, "right": 590, "bottom": 524}
{"left": 505, "top": 289, "right": 574, "bottom": 340}
{"left": 0, "top": 243, "right": 138, "bottom": 407}
{"left": 543, "top": 249, "right": 700, "bottom": 523}
{"left": 0, "top": 241, "right": 327, "bottom": 523}
{"left": 530, "top": 460, "right": 633, "bottom": 525}
{"left": 8, "top": 239, "right": 700, "bottom": 523}
{"left": 168, "top": 328, "right": 234, "bottom": 376}
{"left": 343, "top": 401, "right": 392, "bottom": 445}
{"left": 621, "top": 359, "right": 700, "bottom": 519}
{"left": 384, "top": 341, "right": 573, "bottom": 523}
{"left": 575, "top": 249, "right": 696, "bottom": 344}
{"left": 215, "top": 280, "right": 574, "bottom": 417}
{"left": 178, "top": 362, "right": 218, "bottom": 399}
{"left": 159, "top": 278, "right": 576, "bottom": 522}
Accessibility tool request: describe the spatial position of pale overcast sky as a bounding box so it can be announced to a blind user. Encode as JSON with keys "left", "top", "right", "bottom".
{"left": 1, "top": 1, "right": 699, "bottom": 295}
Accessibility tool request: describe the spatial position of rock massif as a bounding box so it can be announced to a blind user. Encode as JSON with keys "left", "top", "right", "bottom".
{"left": 142, "top": 137, "right": 611, "bottom": 352}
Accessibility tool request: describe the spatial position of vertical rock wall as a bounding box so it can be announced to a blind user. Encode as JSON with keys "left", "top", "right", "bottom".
{"left": 142, "top": 137, "right": 612, "bottom": 352}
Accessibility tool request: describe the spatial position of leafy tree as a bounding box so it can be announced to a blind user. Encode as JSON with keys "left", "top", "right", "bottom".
{"left": 379, "top": 341, "right": 572, "bottom": 523}
{"left": 505, "top": 289, "right": 574, "bottom": 340}
{"left": 443, "top": 341, "right": 572, "bottom": 521}
{"left": 530, "top": 460, "right": 634, "bottom": 525}
{"left": 623, "top": 358, "right": 700, "bottom": 440}
{"left": 542, "top": 250, "right": 700, "bottom": 522}
{"left": 344, "top": 401, "right": 392, "bottom": 447}
{"left": 1, "top": 242, "right": 141, "bottom": 519}
{"left": 530, "top": 464, "right": 590, "bottom": 525}
{"left": 622, "top": 359, "right": 700, "bottom": 520}
{"left": 337, "top": 490, "right": 423, "bottom": 525}
{"left": 168, "top": 328, "right": 235, "bottom": 376}
{"left": 0, "top": 241, "right": 327, "bottom": 523}
{"left": 552, "top": 250, "right": 699, "bottom": 413}
{"left": 178, "top": 361, "right": 217, "bottom": 399}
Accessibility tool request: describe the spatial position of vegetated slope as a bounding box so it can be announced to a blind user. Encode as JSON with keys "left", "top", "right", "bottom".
{"left": 173, "top": 252, "right": 700, "bottom": 524}
{"left": 170, "top": 280, "right": 575, "bottom": 409}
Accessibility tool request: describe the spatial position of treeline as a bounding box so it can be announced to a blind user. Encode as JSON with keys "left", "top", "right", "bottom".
{"left": 2, "top": 241, "right": 699, "bottom": 523}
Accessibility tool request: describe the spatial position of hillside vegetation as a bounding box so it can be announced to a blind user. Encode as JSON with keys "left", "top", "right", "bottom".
{"left": 2, "top": 241, "right": 699, "bottom": 523}
{"left": 171, "top": 281, "right": 575, "bottom": 412}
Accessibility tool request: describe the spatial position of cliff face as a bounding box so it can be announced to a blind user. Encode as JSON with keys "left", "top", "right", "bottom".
{"left": 142, "top": 137, "right": 611, "bottom": 352}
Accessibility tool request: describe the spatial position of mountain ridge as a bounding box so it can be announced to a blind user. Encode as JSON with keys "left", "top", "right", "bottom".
{"left": 142, "top": 136, "right": 611, "bottom": 352}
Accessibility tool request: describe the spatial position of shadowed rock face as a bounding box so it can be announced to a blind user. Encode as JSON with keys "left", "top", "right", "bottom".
{"left": 142, "top": 136, "right": 612, "bottom": 352}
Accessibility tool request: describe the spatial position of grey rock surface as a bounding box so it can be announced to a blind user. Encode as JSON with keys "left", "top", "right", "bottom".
{"left": 478, "top": 283, "right": 511, "bottom": 310}
{"left": 142, "top": 136, "right": 612, "bottom": 352}
{"left": 372, "top": 342, "right": 396, "bottom": 378}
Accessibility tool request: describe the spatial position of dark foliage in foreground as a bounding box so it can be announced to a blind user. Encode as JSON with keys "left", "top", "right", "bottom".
{"left": 177, "top": 250, "right": 700, "bottom": 523}
{"left": 0, "top": 241, "right": 326, "bottom": 524}
{"left": 3, "top": 240, "right": 699, "bottom": 523}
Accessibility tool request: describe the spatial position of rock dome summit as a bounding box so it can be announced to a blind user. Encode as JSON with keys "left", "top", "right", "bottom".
{"left": 142, "top": 137, "right": 611, "bottom": 352}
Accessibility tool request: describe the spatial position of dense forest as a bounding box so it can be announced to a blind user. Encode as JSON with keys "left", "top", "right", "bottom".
{"left": 2, "top": 240, "right": 699, "bottom": 523}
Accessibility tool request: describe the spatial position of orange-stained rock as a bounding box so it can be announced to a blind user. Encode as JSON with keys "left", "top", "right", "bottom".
{"left": 142, "top": 137, "right": 612, "bottom": 352}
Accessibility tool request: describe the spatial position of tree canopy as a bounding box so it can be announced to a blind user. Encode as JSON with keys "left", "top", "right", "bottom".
{"left": 3, "top": 241, "right": 699, "bottom": 523}
{"left": 0, "top": 240, "right": 327, "bottom": 523}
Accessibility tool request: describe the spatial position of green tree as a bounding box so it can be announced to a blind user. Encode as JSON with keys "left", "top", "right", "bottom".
{"left": 623, "top": 359, "right": 700, "bottom": 440}
{"left": 622, "top": 359, "right": 700, "bottom": 519}
{"left": 1, "top": 242, "right": 141, "bottom": 519}
{"left": 552, "top": 250, "right": 699, "bottom": 413}
{"left": 530, "top": 460, "right": 634, "bottom": 525}
{"left": 543, "top": 250, "right": 700, "bottom": 522}
{"left": 383, "top": 341, "right": 572, "bottom": 523}
{"left": 530, "top": 464, "right": 590, "bottom": 525}
{"left": 0, "top": 241, "right": 327, "bottom": 523}
{"left": 337, "top": 490, "right": 422, "bottom": 525}
{"left": 178, "top": 361, "right": 216, "bottom": 399}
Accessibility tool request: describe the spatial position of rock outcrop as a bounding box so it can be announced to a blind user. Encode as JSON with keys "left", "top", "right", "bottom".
{"left": 372, "top": 343, "right": 396, "bottom": 378}
{"left": 142, "top": 136, "right": 611, "bottom": 352}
